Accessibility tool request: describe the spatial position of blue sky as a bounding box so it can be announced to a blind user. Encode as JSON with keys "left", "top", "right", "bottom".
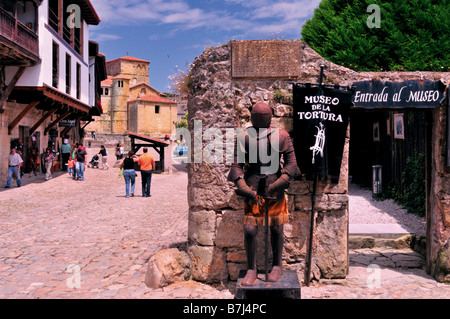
{"left": 89, "top": 0, "right": 322, "bottom": 93}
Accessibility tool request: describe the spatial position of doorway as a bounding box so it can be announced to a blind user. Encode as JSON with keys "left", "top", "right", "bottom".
{"left": 348, "top": 108, "right": 430, "bottom": 246}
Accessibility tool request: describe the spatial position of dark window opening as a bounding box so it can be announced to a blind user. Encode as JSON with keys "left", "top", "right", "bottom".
{"left": 52, "top": 41, "right": 59, "bottom": 88}
{"left": 65, "top": 54, "right": 71, "bottom": 94}
{"left": 48, "top": 0, "right": 60, "bottom": 33}
{"left": 76, "top": 63, "right": 81, "bottom": 100}
{"left": 155, "top": 105, "right": 160, "bottom": 114}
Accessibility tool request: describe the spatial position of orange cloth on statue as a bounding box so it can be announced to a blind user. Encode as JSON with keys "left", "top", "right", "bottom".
{"left": 244, "top": 195, "right": 289, "bottom": 226}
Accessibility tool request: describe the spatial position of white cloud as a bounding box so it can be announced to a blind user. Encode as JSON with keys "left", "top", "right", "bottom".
{"left": 90, "top": 32, "right": 121, "bottom": 42}
{"left": 252, "top": 1, "right": 321, "bottom": 21}
{"left": 90, "top": 0, "right": 318, "bottom": 37}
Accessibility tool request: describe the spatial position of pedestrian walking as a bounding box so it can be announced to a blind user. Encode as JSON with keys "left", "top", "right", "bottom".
{"left": 71, "top": 143, "right": 78, "bottom": 179}
{"left": 98, "top": 145, "right": 109, "bottom": 170}
{"left": 121, "top": 151, "right": 138, "bottom": 198}
{"left": 75, "top": 143, "right": 87, "bottom": 181}
{"left": 138, "top": 147, "right": 155, "bottom": 197}
{"left": 67, "top": 158, "right": 74, "bottom": 176}
{"left": 61, "top": 138, "right": 71, "bottom": 171}
{"left": 43, "top": 148, "right": 55, "bottom": 181}
{"left": 115, "top": 143, "right": 124, "bottom": 160}
{"left": 5, "top": 147, "right": 23, "bottom": 188}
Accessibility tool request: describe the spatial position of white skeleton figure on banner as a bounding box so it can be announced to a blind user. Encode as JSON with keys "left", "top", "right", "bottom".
{"left": 310, "top": 122, "right": 325, "bottom": 164}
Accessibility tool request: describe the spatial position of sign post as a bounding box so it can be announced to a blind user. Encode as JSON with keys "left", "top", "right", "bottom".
{"left": 292, "top": 66, "right": 354, "bottom": 286}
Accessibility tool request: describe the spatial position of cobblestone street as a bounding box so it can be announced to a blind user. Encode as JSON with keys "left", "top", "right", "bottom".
{"left": 0, "top": 147, "right": 204, "bottom": 299}
{"left": 0, "top": 145, "right": 449, "bottom": 299}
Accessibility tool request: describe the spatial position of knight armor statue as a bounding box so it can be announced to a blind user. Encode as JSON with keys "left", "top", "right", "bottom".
{"left": 228, "top": 102, "right": 300, "bottom": 286}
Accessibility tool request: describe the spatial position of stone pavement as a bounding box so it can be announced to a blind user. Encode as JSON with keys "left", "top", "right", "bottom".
{"left": 0, "top": 144, "right": 449, "bottom": 299}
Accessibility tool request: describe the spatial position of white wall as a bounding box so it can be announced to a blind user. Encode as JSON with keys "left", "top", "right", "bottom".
{"left": 89, "top": 56, "right": 96, "bottom": 107}
{"left": 13, "top": 0, "right": 91, "bottom": 106}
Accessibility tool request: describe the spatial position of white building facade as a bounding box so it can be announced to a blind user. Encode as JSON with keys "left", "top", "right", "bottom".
{"left": 0, "top": 0, "right": 105, "bottom": 182}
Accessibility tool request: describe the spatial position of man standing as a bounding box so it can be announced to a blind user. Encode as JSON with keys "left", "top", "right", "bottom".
{"left": 5, "top": 147, "right": 23, "bottom": 188}
{"left": 75, "top": 143, "right": 87, "bottom": 180}
{"left": 61, "top": 138, "right": 71, "bottom": 171}
{"left": 138, "top": 147, "right": 155, "bottom": 197}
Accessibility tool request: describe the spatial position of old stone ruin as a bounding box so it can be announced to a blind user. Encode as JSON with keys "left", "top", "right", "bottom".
{"left": 145, "top": 40, "right": 450, "bottom": 289}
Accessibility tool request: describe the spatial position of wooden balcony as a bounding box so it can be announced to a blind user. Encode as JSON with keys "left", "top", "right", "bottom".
{"left": 0, "top": 6, "right": 39, "bottom": 66}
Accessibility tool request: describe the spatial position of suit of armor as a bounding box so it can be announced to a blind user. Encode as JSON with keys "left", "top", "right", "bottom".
{"left": 228, "top": 102, "right": 300, "bottom": 285}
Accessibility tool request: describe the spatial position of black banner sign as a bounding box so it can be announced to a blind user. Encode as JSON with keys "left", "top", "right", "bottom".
{"left": 293, "top": 85, "right": 353, "bottom": 181}
{"left": 352, "top": 80, "right": 446, "bottom": 109}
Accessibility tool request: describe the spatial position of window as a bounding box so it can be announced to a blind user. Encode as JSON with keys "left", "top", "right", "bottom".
{"left": 104, "top": 88, "right": 109, "bottom": 95}
{"left": 48, "top": 0, "right": 83, "bottom": 56}
{"left": 63, "top": 0, "right": 72, "bottom": 44}
{"left": 118, "top": 80, "right": 124, "bottom": 88}
{"left": 65, "top": 54, "right": 71, "bottom": 94}
{"left": 155, "top": 105, "right": 160, "bottom": 114}
{"left": 394, "top": 114, "right": 404, "bottom": 139}
{"left": 74, "top": 20, "right": 82, "bottom": 55}
{"left": 52, "top": 42, "right": 59, "bottom": 88}
{"left": 76, "top": 63, "right": 81, "bottom": 100}
{"left": 48, "top": 0, "right": 60, "bottom": 33}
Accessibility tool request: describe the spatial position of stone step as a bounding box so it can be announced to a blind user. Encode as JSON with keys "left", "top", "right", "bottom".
{"left": 349, "top": 224, "right": 414, "bottom": 249}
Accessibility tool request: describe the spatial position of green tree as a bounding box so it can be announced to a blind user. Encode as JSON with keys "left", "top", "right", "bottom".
{"left": 174, "top": 112, "right": 188, "bottom": 129}
{"left": 301, "top": 0, "right": 449, "bottom": 72}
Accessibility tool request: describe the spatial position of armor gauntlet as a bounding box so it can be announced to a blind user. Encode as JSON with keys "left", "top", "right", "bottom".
{"left": 267, "top": 173, "right": 291, "bottom": 196}
{"left": 235, "top": 178, "right": 258, "bottom": 200}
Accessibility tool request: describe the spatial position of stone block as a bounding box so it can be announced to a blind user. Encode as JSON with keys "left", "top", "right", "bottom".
{"left": 273, "top": 104, "right": 293, "bottom": 117}
{"left": 226, "top": 249, "right": 247, "bottom": 263}
{"left": 293, "top": 194, "right": 348, "bottom": 212}
{"left": 215, "top": 210, "right": 245, "bottom": 249}
{"left": 188, "top": 185, "right": 234, "bottom": 211}
{"left": 144, "top": 248, "right": 191, "bottom": 289}
{"left": 283, "top": 211, "right": 310, "bottom": 263}
{"left": 231, "top": 40, "right": 302, "bottom": 79}
{"left": 227, "top": 263, "right": 247, "bottom": 281}
{"left": 314, "top": 210, "right": 348, "bottom": 279}
{"left": 188, "top": 210, "right": 217, "bottom": 246}
{"left": 438, "top": 198, "right": 450, "bottom": 227}
{"left": 188, "top": 245, "right": 228, "bottom": 283}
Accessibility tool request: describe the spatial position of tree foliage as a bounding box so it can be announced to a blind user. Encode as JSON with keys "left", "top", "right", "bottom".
{"left": 301, "top": 0, "right": 449, "bottom": 72}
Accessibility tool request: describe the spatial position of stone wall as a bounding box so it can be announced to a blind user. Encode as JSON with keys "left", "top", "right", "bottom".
{"left": 186, "top": 40, "right": 450, "bottom": 284}
{"left": 186, "top": 40, "right": 350, "bottom": 283}
{"left": 429, "top": 98, "right": 450, "bottom": 283}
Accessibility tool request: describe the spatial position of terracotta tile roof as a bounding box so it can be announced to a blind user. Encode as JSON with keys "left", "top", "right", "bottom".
{"left": 129, "top": 82, "right": 166, "bottom": 96}
{"left": 107, "top": 56, "right": 151, "bottom": 64}
{"left": 128, "top": 94, "right": 177, "bottom": 104}
{"left": 101, "top": 76, "right": 113, "bottom": 86}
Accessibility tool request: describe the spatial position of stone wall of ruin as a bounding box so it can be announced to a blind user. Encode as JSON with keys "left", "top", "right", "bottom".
{"left": 186, "top": 40, "right": 450, "bottom": 283}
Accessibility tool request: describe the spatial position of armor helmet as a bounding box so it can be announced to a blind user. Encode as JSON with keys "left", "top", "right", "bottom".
{"left": 251, "top": 102, "right": 272, "bottom": 129}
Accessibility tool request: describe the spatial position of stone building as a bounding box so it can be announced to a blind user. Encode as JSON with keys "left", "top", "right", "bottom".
{"left": 184, "top": 40, "right": 450, "bottom": 285}
{"left": 86, "top": 56, "right": 177, "bottom": 137}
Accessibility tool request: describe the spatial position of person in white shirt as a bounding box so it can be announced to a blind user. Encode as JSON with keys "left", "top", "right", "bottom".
{"left": 5, "top": 147, "right": 23, "bottom": 188}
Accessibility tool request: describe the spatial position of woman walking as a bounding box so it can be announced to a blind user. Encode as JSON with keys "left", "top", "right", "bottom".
{"left": 44, "top": 148, "right": 55, "bottom": 180}
{"left": 98, "top": 145, "right": 109, "bottom": 170}
{"left": 121, "top": 151, "right": 138, "bottom": 198}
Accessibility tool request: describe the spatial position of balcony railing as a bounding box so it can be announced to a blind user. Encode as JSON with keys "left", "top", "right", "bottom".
{"left": 0, "top": 6, "right": 39, "bottom": 59}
